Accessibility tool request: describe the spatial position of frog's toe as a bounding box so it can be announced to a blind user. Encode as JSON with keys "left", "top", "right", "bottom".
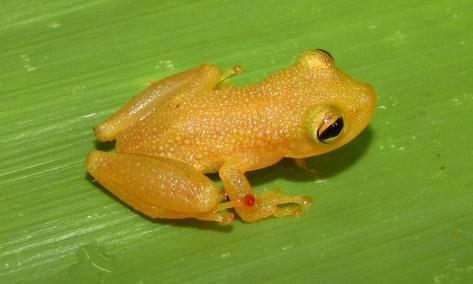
{"left": 272, "top": 204, "right": 303, "bottom": 218}
{"left": 194, "top": 211, "right": 234, "bottom": 224}
{"left": 264, "top": 189, "right": 311, "bottom": 216}
{"left": 261, "top": 189, "right": 312, "bottom": 208}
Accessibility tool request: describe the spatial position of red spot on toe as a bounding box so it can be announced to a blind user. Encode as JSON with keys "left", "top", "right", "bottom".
{"left": 242, "top": 194, "right": 255, "bottom": 207}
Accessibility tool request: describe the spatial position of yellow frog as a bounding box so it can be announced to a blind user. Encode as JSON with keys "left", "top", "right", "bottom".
{"left": 86, "top": 49, "right": 376, "bottom": 224}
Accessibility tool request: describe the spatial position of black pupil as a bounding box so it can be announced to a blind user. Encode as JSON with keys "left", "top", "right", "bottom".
{"left": 318, "top": 117, "right": 344, "bottom": 143}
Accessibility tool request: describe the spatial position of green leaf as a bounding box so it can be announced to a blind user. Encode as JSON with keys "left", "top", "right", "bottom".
{"left": 1, "top": 0, "right": 472, "bottom": 283}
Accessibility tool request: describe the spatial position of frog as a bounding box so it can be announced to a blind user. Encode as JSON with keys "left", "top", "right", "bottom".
{"left": 86, "top": 49, "right": 376, "bottom": 224}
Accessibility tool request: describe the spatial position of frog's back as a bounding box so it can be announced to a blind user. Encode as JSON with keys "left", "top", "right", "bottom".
{"left": 115, "top": 83, "right": 305, "bottom": 172}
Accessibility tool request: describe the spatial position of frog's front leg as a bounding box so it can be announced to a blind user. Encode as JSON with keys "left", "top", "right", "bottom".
{"left": 86, "top": 151, "right": 234, "bottom": 223}
{"left": 292, "top": 158, "right": 319, "bottom": 176}
{"left": 219, "top": 154, "right": 312, "bottom": 222}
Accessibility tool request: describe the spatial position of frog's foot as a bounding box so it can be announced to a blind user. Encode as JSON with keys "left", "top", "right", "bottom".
{"left": 216, "top": 65, "right": 245, "bottom": 90}
{"left": 194, "top": 201, "right": 234, "bottom": 223}
{"left": 220, "top": 65, "right": 244, "bottom": 82}
{"left": 236, "top": 189, "right": 312, "bottom": 223}
{"left": 132, "top": 199, "right": 235, "bottom": 224}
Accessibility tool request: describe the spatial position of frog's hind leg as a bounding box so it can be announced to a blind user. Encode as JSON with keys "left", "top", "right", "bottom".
{"left": 86, "top": 150, "right": 234, "bottom": 224}
{"left": 94, "top": 64, "right": 223, "bottom": 142}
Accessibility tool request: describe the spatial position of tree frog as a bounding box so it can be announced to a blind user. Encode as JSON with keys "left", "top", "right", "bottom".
{"left": 86, "top": 49, "right": 376, "bottom": 224}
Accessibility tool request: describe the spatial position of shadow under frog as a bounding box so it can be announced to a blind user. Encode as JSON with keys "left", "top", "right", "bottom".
{"left": 247, "top": 126, "right": 374, "bottom": 186}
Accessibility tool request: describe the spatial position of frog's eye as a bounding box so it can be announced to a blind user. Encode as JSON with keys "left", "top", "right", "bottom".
{"left": 305, "top": 106, "right": 345, "bottom": 144}
{"left": 317, "top": 116, "right": 344, "bottom": 144}
{"left": 315, "top": 49, "right": 335, "bottom": 62}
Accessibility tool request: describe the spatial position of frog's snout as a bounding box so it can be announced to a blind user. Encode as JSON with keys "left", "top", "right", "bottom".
{"left": 346, "top": 83, "right": 377, "bottom": 135}
{"left": 355, "top": 83, "right": 377, "bottom": 116}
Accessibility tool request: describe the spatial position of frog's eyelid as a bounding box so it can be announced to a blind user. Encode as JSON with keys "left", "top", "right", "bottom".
{"left": 315, "top": 49, "right": 335, "bottom": 62}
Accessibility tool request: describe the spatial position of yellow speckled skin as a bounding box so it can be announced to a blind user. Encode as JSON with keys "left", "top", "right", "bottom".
{"left": 86, "top": 50, "right": 376, "bottom": 223}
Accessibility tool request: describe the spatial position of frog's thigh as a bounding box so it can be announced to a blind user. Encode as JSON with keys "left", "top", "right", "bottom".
{"left": 94, "top": 64, "right": 222, "bottom": 142}
{"left": 86, "top": 151, "right": 233, "bottom": 223}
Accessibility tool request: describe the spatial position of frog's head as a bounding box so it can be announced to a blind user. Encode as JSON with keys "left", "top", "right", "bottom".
{"left": 296, "top": 49, "right": 377, "bottom": 156}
